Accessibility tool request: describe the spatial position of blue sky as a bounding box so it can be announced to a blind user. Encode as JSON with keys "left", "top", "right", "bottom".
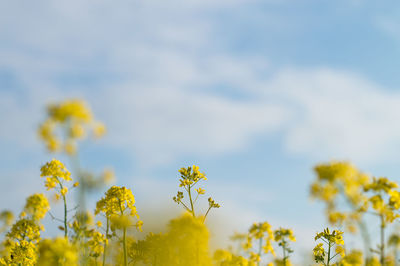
{"left": 2, "top": 0, "right": 400, "bottom": 260}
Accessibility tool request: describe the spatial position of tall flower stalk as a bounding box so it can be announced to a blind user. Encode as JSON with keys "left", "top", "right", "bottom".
{"left": 313, "top": 228, "right": 345, "bottom": 266}
{"left": 40, "top": 159, "right": 76, "bottom": 237}
{"left": 173, "top": 165, "right": 220, "bottom": 222}
{"left": 95, "top": 186, "right": 142, "bottom": 266}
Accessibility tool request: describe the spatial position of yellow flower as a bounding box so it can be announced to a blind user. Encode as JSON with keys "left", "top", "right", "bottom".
{"left": 313, "top": 243, "right": 325, "bottom": 261}
{"left": 110, "top": 214, "right": 132, "bottom": 229}
{"left": 23, "top": 193, "right": 50, "bottom": 221}
{"left": 274, "top": 228, "right": 296, "bottom": 242}
{"left": 196, "top": 187, "right": 206, "bottom": 195}
{"left": 178, "top": 165, "right": 207, "bottom": 187}
{"left": 0, "top": 210, "right": 14, "bottom": 227}
{"left": 86, "top": 230, "right": 107, "bottom": 258}
{"left": 7, "top": 219, "right": 41, "bottom": 243}
{"left": 64, "top": 141, "right": 76, "bottom": 155}
{"left": 245, "top": 221, "right": 275, "bottom": 256}
{"left": 364, "top": 177, "right": 398, "bottom": 193}
{"left": 102, "top": 169, "right": 115, "bottom": 184}
{"left": 4, "top": 240, "right": 38, "bottom": 265}
{"left": 314, "top": 228, "right": 345, "bottom": 264}
{"left": 335, "top": 245, "right": 345, "bottom": 257}
{"left": 208, "top": 197, "right": 220, "bottom": 209}
{"left": 69, "top": 122, "right": 85, "bottom": 139}
{"left": 38, "top": 99, "right": 106, "bottom": 155}
{"left": 60, "top": 187, "right": 68, "bottom": 196}
{"left": 339, "top": 250, "right": 363, "bottom": 266}
{"left": 249, "top": 252, "right": 260, "bottom": 262}
{"left": 40, "top": 159, "right": 73, "bottom": 199}
{"left": 389, "top": 190, "right": 400, "bottom": 209}
{"left": 37, "top": 237, "right": 78, "bottom": 266}
{"left": 40, "top": 159, "right": 71, "bottom": 182}
{"left": 93, "top": 122, "right": 106, "bottom": 138}
{"left": 95, "top": 186, "right": 139, "bottom": 218}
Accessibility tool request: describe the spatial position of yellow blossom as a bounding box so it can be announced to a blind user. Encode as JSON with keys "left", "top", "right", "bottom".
{"left": 23, "top": 193, "right": 50, "bottom": 221}
{"left": 37, "top": 237, "right": 78, "bottom": 266}
{"left": 60, "top": 187, "right": 68, "bottom": 196}
{"left": 196, "top": 187, "right": 206, "bottom": 195}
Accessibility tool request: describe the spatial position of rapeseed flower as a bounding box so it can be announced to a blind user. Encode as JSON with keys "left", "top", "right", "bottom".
{"left": 23, "top": 193, "right": 50, "bottom": 221}
{"left": 37, "top": 237, "right": 78, "bottom": 266}
{"left": 313, "top": 228, "right": 345, "bottom": 265}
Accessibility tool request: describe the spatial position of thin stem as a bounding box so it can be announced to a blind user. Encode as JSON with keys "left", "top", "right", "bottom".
{"left": 48, "top": 211, "right": 64, "bottom": 223}
{"left": 257, "top": 237, "right": 262, "bottom": 266}
{"left": 193, "top": 193, "right": 200, "bottom": 204}
{"left": 358, "top": 219, "right": 372, "bottom": 259}
{"left": 179, "top": 201, "right": 191, "bottom": 212}
{"left": 188, "top": 185, "right": 195, "bottom": 217}
{"left": 282, "top": 242, "right": 287, "bottom": 266}
{"left": 54, "top": 177, "right": 68, "bottom": 237}
{"left": 340, "top": 184, "right": 371, "bottom": 257}
{"left": 123, "top": 227, "right": 127, "bottom": 266}
{"left": 327, "top": 241, "right": 331, "bottom": 266}
{"left": 380, "top": 214, "right": 385, "bottom": 265}
{"left": 203, "top": 206, "right": 212, "bottom": 223}
{"left": 59, "top": 193, "right": 67, "bottom": 238}
{"left": 118, "top": 200, "right": 127, "bottom": 266}
{"left": 102, "top": 218, "right": 109, "bottom": 266}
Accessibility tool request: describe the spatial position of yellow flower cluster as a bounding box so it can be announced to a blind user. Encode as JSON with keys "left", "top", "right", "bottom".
{"left": 86, "top": 230, "right": 107, "bottom": 258}
{"left": 40, "top": 159, "right": 72, "bottom": 191}
{"left": 244, "top": 222, "right": 275, "bottom": 256}
{"left": 178, "top": 165, "right": 207, "bottom": 187}
{"left": 132, "top": 213, "right": 212, "bottom": 266}
{"left": 208, "top": 197, "right": 221, "bottom": 208}
{"left": 95, "top": 186, "right": 139, "bottom": 219}
{"left": 1, "top": 218, "right": 43, "bottom": 265}
{"left": 311, "top": 161, "right": 370, "bottom": 233}
{"left": 213, "top": 249, "right": 256, "bottom": 266}
{"left": 364, "top": 177, "right": 400, "bottom": 224}
{"left": 7, "top": 219, "right": 41, "bottom": 243}
{"left": 313, "top": 228, "right": 345, "bottom": 265}
{"left": 174, "top": 165, "right": 220, "bottom": 221}
{"left": 339, "top": 250, "right": 363, "bottom": 266}
{"left": 0, "top": 239, "right": 37, "bottom": 266}
{"left": 23, "top": 193, "right": 50, "bottom": 221}
{"left": 38, "top": 99, "right": 105, "bottom": 154}
{"left": 274, "top": 228, "right": 296, "bottom": 242}
{"left": 37, "top": 237, "right": 78, "bottom": 266}
{"left": 0, "top": 211, "right": 14, "bottom": 233}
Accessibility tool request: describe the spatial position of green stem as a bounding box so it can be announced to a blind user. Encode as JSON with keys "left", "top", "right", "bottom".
{"left": 357, "top": 219, "right": 372, "bottom": 259}
{"left": 63, "top": 194, "right": 67, "bottom": 237}
{"left": 257, "top": 237, "right": 262, "bottom": 266}
{"left": 203, "top": 206, "right": 212, "bottom": 223}
{"left": 188, "top": 185, "right": 195, "bottom": 217}
{"left": 380, "top": 214, "right": 385, "bottom": 265}
{"left": 102, "top": 218, "right": 109, "bottom": 266}
{"left": 282, "top": 242, "right": 287, "bottom": 266}
{"left": 118, "top": 200, "right": 127, "bottom": 266}
{"left": 55, "top": 177, "right": 68, "bottom": 237}
{"left": 123, "top": 227, "right": 127, "bottom": 266}
{"left": 327, "top": 242, "right": 331, "bottom": 266}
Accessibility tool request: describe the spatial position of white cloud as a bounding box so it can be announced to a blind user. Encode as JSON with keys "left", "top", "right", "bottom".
{"left": 264, "top": 68, "right": 400, "bottom": 164}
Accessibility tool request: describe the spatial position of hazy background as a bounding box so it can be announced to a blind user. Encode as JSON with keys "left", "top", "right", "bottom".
{"left": 2, "top": 0, "right": 400, "bottom": 261}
